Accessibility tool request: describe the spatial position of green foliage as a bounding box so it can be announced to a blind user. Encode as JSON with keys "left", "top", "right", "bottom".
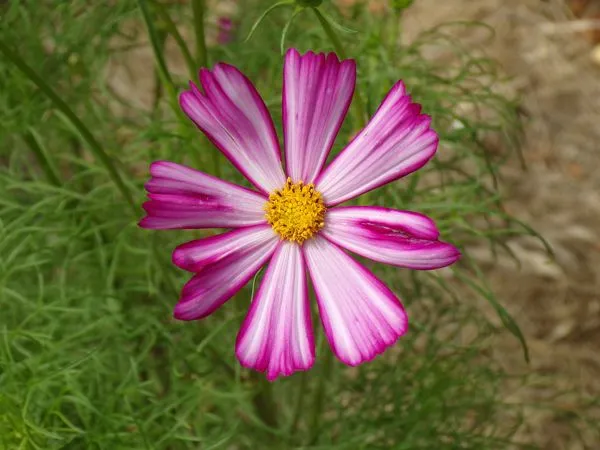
{"left": 296, "top": 0, "right": 323, "bottom": 7}
{"left": 0, "top": 0, "right": 554, "bottom": 448}
{"left": 392, "top": 0, "right": 415, "bottom": 11}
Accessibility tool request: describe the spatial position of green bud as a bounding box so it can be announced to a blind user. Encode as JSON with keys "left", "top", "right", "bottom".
{"left": 392, "top": 0, "right": 414, "bottom": 11}
{"left": 295, "top": 0, "right": 322, "bottom": 7}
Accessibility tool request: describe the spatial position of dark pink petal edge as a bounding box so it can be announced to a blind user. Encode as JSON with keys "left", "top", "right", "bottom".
{"left": 283, "top": 48, "right": 356, "bottom": 184}
{"left": 315, "top": 81, "right": 439, "bottom": 205}
{"left": 303, "top": 237, "right": 408, "bottom": 366}
{"left": 139, "top": 161, "right": 267, "bottom": 230}
{"left": 322, "top": 206, "right": 461, "bottom": 270}
{"left": 179, "top": 63, "right": 285, "bottom": 193}
{"left": 172, "top": 224, "right": 275, "bottom": 273}
{"left": 236, "top": 242, "right": 315, "bottom": 381}
{"left": 173, "top": 233, "right": 279, "bottom": 320}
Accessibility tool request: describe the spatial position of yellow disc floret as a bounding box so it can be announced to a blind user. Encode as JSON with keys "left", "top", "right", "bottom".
{"left": 265, "top": 178, "right": 326, "bottom": 244}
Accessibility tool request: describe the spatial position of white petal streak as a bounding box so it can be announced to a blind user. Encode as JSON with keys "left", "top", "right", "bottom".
{"left": 236, "top": 242, "right": 314, "bottom": 380}
{"left": 173, "top": 232, "right": 278, "bottom": 320}
{"left": 179, "top": 64, "right": 286, "bottom": 193}
{"left": 303, "top": 237, "right": 408, "bottom": 366}
{"left": 172, "top": 225, "right": 276, "bottom": 272}
{"left": 322, "top": 206, "right": 461, "bottom": 270}
{"left": 139, "top": 161, "right": 267, "bottom": 229}
{"left": 283, "top": 49, "right": 355, "bottom": 183}
{"left": 316, "top": 81, "right": 438, "bottom": 205}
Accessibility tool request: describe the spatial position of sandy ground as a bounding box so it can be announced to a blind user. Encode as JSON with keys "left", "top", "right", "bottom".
{"left": 105, "top": 0, "right": 600, "bottom": 447}
{"left": 401, "top": 0, "right": 600, "bottom": 448}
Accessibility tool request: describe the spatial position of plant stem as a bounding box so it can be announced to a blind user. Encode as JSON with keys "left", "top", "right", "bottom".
{"left": 313, "top": 8, "right": 346, "bottom": 59}
{"left": 312, "top": 7, "right": 367, "bottom": 127}
{"left": 389, "top": 11, "right": 402, "bottom": 60}
{"left": 289, "top": 371, "right": 308, "bottom": 438}
{"left": 191, "top": 0, "right": 208, "bottom": 68}
{"left": 190, "top": 0, "right": 221, "bottom": 176}
{"left": 0, "top": 39, "right": 138, "bottom": 216}
{"left": 160, "top": 256, "right": 236, "bottom": 377}
{"left": 137, "top": 0, "right": 177, "bottom": 109}
{"left": 154, "top": 1, "right": 196, "bottom": 79}
{"left": 308, "top": 347, "right": 333, "bottom": 445}
{"left": 151, "top": 26, "right": 168, "bottom": 117}
{"left": 22, "top": 128, "right": 61, "bottom": 187}
{"left": 251, "top": 372, "right": 280, "bottom": 429}
{"left": 312, "top": 6, "right": 371, "bottom": 202}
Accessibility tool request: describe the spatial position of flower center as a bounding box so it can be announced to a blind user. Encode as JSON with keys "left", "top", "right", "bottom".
{"left": 265, "top": 178, "right": 326, "bottom": 244}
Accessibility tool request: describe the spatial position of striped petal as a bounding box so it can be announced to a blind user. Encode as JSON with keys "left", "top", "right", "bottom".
{"left": 316, "top": 81, "right": 438, "bottom": 205}
{"left": 139, "top": 161, "right": 267, "bottom": 229}
{"left": 236, "top": 242, "right": 314, "bottom": 381}
{"left": 322, "top": 206, "right": 460, "bottom": 269}
{"left": 173, "top": 229, "right": 279, "bottom": 320}
{"left": 283, "top": 49, "right": 355, "bottom": 183}
{"left": 172, "top": 224, "right": 275, "bottom": 272}
{"left": 180, "top": 64, "right": 286, "bottom": 193}
{"left": 303, "top": 237, "right": 408, "bottom": 366}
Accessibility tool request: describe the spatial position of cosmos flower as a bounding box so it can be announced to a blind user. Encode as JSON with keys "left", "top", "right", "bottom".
{"left": 140, "top": 48, "right": 460, "bottom": 380}
{"left": 216, "top": 17, "right": 234, "bottom": 45}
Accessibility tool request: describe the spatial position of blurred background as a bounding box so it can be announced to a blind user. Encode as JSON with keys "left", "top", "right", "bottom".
{"left": 1, "top": 0, "right": 599, "bottom": 448}
{"left": 401, "top": 0, "right": 600, "bottom": 447}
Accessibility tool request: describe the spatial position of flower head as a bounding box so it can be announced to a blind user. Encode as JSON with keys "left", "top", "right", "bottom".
{"left": 140, "top": 48, "right": 460, "bottom": 381}
{"left": 216, "top": 17, "right": 234, "bottom": 45}
{"left": 265, "top": 178, "right": 326, "bottom": 244}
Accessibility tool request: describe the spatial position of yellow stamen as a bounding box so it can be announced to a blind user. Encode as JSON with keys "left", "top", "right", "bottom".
{"left": 265, "top": 178, "right": 326, "bottom": 244}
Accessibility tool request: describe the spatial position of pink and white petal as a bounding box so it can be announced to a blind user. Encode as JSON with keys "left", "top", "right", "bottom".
{"left": 173, "top": 224, "right": 276, "bottom": 272}
{"left": 322, "top": 206, "right": 460, "bottom": 270}
{"left": 139, "top": 161, "right": 267, "bottom": 230}
{"left": 303, "top": 237, "right": 408, "bottom": 366}
{"left": 315, "top": 81, "right": 438, "bottom": 205}
{"left": 283, "top": 49, "right": 356, "bottom": 183}
{"left": 236, "top": 242, "right": 314, "bottom": 381}
{"left": 173, "top": 231, "right": 279, "bottom": 321}
{"left": 179, "top": 64, "right": 286, "bottom": 193}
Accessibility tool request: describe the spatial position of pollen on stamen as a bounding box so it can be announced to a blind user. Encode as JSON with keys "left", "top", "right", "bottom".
{"left": 264, "top": 177, "right": 326, "bottom": 244}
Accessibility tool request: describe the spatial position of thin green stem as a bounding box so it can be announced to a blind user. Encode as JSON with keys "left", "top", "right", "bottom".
{"left": 151, "top": 26, "right": 168, "bottom": 117}
{"left": 137, "top": 0, "right": 206, "bottom": 170}
{"left": 280, "top": 7, "right": 302, "bottom": 54}
{"left": 22, "top": 128, "right": 61, "bottom": 187}
{"left": 313, "top": 7, "right": 346, "bottom": 58}
{"left": 158, "top": 248, "right": 236, "bottom": 377}
{"left": 190, "top": 0, "right": 221, "bottom": 176}
{"left": 250, "top": 372, "right": 280, "bottom": 430}
{"left": 137, "top": 0, "right": 177, "bottom": 109}
{"left": 191, "top": 0, "right": 208, "bottom": 68}
{"left": 138, "top": 0, "right": 204, "bottom": 171}
{"left": 289, "top": 371, "right": 308, "bottom": 438}
{"left": 152, "top": 65, "right": 164, "bottom": 119}
{"left": 230, "top": 292, "right": 279, "bottom": 433}
{"left": 245, "top": 1, "right": 294, "bottom": 42}
{"left": 154, "top": 1, "right": 196, "bottom": 79}
{"left": 308, "top": 348, "right": 333, "bottom": 445}
{"left": 0, "top": 39, "right": 137, "bottom": 215}
{"left": 388, "top": 11, "right": 402, "bottom": 60}
{"left": 312, "top": 7, "right": 367, "bottom": 127}
{"left": 312, "top": 6, "right": 371, "bottom": 203}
